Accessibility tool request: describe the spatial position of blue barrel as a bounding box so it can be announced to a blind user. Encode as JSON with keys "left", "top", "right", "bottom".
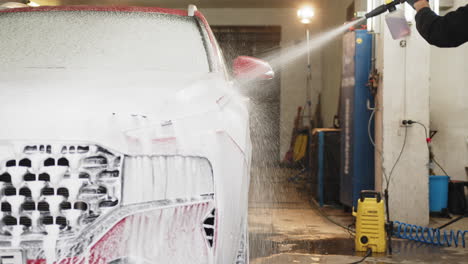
{"left": 429, "top": 175, "right": 450, "bottom": 212}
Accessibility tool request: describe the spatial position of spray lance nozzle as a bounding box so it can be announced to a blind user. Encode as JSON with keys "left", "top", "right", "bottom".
{"left": 365, "top": 0, "right": 407, "bottom": 19}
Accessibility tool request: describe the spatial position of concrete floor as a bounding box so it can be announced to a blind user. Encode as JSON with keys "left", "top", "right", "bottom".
{"left": 248, "top": 168, "right": 468, "bottom": 263}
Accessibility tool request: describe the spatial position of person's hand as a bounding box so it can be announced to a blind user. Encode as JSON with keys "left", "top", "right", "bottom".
{"left": 414, "top": 0, "right": 430, "bottom": 12}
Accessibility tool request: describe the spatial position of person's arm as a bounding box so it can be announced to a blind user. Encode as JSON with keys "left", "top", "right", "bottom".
{"left": 414, "top": 2, "right": 468, "bottom": 48}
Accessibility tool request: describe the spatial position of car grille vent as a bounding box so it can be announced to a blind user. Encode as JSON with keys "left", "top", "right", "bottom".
{"left": 203, "top": 208, "right": 216, "bottom": 248}
{"left": 0, "top": 143, "right": 123, "bottom": 243}
{"left": 23, "top": 145, "right": 52, "bottom": 154}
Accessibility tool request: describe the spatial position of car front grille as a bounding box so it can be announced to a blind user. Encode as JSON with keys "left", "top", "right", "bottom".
{"left": 0, "top": 143, "right": 122, "bottom": 244}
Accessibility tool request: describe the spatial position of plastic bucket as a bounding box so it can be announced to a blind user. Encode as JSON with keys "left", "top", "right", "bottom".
{"left": 429, "top": 175, "right": 450, "bottom": 212}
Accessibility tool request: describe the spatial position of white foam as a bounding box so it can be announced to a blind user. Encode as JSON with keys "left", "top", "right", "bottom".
{"left": 43, "top": 225, "right": 60, "bottom": 264}
{"left": 29, "top": 155, "right": 46, "bottom": 173}
{"left": 63, "top": 209, "right": 82, "bottom": 229}
{"left": 122, "top": 203, "right": 213, "bottom": 263}
{"left": 5, "top": 195, "right": 25, "bottom": 216}
{"left": 0, "top": 11, "right": 210, "bottom": 73}
{"left": 30, "top": 210, "right": 41, "bottom": 233}
{"left": 7, "top": 167, "right": 27, "bottom": 188}
{"left": 43, "top": 166, "right": 67, "bottom": 188}
{"left": 28, "top": 181, "right": 45, "bottom": 201}
{"left": 65, "top": 155, "right": 82, "bottom": 172}
{"left": 44, "top": 196, "right": 64, "bottom": 216}
{"left": 60, "top": 178, "right": 85, "bottom": 202}
{"left": 10, "top": 225, "right": 23, "bottom": 247}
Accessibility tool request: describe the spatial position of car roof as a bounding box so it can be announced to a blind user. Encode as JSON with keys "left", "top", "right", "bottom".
{"left": 0, "top": 6, "right": 189, "bottom": 16}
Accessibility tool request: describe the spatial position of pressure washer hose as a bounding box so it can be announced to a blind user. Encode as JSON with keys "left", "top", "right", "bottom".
{"left": 393, "top": 221, "right": 468, "bottom": 247}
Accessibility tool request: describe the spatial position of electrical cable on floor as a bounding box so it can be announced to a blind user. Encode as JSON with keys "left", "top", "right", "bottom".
{"left": 349, "top": 248, "right": 372, "bottom": 264}
{"left": 437, "top": 215, "right": 467, "bottom": 230}
{"left": 310, "top": 199, "right": 356, "bottom": 234}
{"left": 347, "top": 223, "right": 356, "bottom": 237}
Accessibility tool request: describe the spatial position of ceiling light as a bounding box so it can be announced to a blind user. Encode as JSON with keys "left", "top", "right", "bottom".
{"left": 297, "top": 6, "right": 314, "bottom": 24}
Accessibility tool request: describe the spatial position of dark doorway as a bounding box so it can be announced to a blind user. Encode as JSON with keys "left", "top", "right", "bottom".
{"left": 212, "top": 26, "right": 281, "bottom": 166}
{"left": 346, "top": 1, "right": 356, "bottom": 21}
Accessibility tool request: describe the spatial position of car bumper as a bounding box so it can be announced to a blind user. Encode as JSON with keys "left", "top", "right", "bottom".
{"left": 21, "top": 197, "right": 216, "bottom": 264}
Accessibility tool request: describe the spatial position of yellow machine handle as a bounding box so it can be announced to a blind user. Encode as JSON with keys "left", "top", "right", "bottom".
{"left": 359, "top": 190, "right": 382, "bottom": 202}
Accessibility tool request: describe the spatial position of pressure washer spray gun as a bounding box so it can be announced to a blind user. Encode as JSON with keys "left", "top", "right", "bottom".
{"left": 364, "top": 0, "right": 427, "bottom": 39}
{"left": 365, "top": 0, "right": 425, "bottom": 18}
{"left": 365, "top": 0, "right": 405, "bottom": 19}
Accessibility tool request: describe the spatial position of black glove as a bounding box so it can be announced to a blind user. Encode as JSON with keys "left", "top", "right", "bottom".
{"left": 405, "top": 0, "right": 428, "bottom": 9}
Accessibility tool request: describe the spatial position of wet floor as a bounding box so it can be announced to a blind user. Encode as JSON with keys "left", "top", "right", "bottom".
{"left": 248, "top": 168, "right": 468, "bottom": 263}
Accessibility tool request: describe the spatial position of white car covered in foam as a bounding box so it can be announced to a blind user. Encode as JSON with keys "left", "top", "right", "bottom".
{"left": 0, "top": 4, "right": 273, "bottom": 264}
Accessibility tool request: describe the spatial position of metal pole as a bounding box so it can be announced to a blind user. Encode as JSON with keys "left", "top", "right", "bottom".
{"left": 306, "top": 26, "right": 312, "bottom": 126}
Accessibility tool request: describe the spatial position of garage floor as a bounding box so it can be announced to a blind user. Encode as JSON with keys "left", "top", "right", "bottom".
{"left": 249, "top": 168, "right": 468, "bottom": 263}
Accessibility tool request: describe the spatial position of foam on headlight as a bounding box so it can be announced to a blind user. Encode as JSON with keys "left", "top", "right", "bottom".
{"left": 122, "top": 155, "right": 214, "bottom": 205}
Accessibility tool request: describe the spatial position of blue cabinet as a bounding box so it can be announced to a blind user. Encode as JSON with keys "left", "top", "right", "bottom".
{"left": 339, "top": 30, "right": 375, "bottom": 209}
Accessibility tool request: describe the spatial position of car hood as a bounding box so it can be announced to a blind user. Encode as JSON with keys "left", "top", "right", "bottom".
{"left": 0, "top": 69, "right": 245, "bottom": 154}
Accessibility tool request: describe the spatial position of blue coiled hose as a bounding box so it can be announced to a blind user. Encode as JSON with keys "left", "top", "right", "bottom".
{"left": 393, "top": 221, "right": 468, "bottom": 247}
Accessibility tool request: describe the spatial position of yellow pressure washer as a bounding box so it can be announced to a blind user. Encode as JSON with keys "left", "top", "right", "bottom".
{"left": 353, "top": 191, "right": 387, "bottom": 253}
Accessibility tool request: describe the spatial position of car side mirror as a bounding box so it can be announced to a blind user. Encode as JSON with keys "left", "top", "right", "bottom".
{"left": 232, "top": 56, "right": 275, "bottom": 81}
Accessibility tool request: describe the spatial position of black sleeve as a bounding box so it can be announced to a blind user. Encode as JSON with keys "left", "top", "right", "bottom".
{"left": 415, "top": 5, "right": 468, "bottom": 48}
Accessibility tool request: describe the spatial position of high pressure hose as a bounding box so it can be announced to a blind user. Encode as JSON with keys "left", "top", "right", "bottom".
{"left": 393, "top": 221, "right": 468, "bottom": 247}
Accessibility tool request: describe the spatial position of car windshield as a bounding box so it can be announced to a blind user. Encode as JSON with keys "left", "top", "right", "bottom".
{"left": 0, "top": 10, "right": 210, "bottom": 72}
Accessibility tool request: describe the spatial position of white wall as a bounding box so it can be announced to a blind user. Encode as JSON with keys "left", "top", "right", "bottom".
{"left": 199, "top": 8, "right": 323, "bottom": 159}
{"left": 372, "top": 0, "right": 468, "bottom": 225}
{"left": 374, "top": 3, "right": 431, "bottom": 225}
{"left": 429, "top": 0, "right": 468, "bottom": 181}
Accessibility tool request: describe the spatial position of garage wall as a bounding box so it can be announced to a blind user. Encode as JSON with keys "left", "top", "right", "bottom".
{"left": 199, "top": 8, "right": 323, "bottom": 160}
{"left": 320, "top": 0, "right": 353, "bottom": 128}
{"left": 429, "top": 0, "right": 468, "bottom": 181}
{"left": 372, "top": 2, "right": 431, "bottom": 226}
{"left": 320, "top": 0, "right": 367, "bottom": 128}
